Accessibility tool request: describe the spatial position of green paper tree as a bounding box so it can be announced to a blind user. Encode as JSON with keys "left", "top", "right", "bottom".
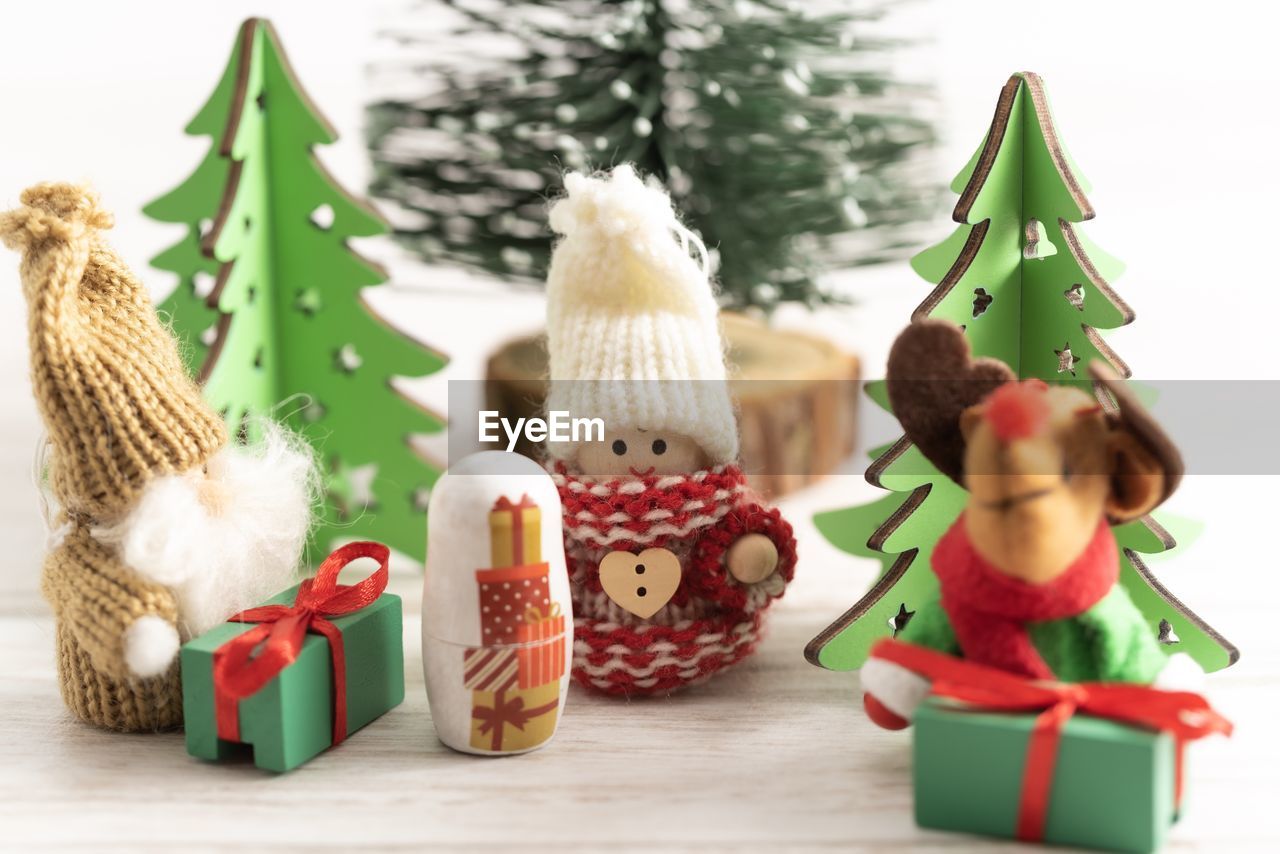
{"left": 807, "top": 72, "right": 1237, "bottom": 674}
{"left": 366, "top": 0, "right": 935, "bottom": 312}
{"left": 147, "top": 18, "right": 446, "bottom": 562}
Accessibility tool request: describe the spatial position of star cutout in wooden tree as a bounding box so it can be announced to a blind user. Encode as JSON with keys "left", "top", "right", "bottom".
{"left": 294, "top": 287, "right": 323, "bottom": 316}
{"left": 1064, "top": 283, "right": 1085, "bottom": 311}
{"left": 887, "top": 603, "right": 915, "bottom": 636}
{"left": 972, "top": 287, "right": 993, "bottom": 318}
{"left": 1054, "top": 342, "right": 1081, "bottom": 376}
{"left": 300, "top": 400, "right": 326, "bottom": 423}
{"left": 412, "top": 486, "right": 433, "bottom": 513}
{"left": 334, "top": 343, "right": 362, "bottom": 374}
{"left": 328, "top": 461, "right": 380, "bottom": 521}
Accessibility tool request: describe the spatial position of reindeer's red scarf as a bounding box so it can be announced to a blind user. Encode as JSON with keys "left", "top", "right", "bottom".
{"left": 933, "top": 515, "right": 1118, "bottom": 679}
{"left": 551, "top": 464, "right": 797, "bottom": 696}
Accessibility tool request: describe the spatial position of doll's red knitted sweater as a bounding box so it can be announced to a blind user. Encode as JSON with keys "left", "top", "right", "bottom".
{"left": 551, "top": 465, "right": 797, "bottom": 696}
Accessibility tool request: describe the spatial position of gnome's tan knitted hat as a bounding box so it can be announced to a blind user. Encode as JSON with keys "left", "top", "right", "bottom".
{"left": 0, "top": 182, "right": 226, "bottom": 521}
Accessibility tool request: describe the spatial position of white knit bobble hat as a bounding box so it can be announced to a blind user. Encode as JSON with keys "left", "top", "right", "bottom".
{"left": 544, "top": 165, "right": 738, "bottom": 466}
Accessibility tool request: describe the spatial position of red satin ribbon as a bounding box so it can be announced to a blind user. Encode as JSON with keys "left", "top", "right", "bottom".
{"left": 492, "top": 494, "right": 536, "bottom": 511}
{"left": 212, "top": 541, "right": 391, "bottom": 746}
{"left": 472, "top": 690, "right": 558, "bottom": 752}
{"left": 870, "top": 638, "right": 1233, "bottom": 842}
{"left": 493, "top": 494, "right": 535, "bottom": 565}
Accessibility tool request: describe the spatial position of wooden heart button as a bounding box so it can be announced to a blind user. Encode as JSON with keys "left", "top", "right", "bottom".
{"left": 598, "top": 548, "right": 681, "bottom": 619}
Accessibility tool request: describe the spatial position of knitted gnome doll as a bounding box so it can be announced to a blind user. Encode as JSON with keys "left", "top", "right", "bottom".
{"left": 1, "top": 183, "right": 312, "bottom": 731}
{"left": 543, "top": 165, "right": 798, "bottom": 696}
{"left": 860, "top": 320, "right": 1205, "bottom": 729}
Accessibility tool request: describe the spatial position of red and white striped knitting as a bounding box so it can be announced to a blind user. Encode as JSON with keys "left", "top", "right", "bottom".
{"left": 551, "top": 464, "right": 797, "bottom": 696}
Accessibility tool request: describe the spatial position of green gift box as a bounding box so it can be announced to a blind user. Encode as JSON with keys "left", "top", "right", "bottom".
{"left": 868, "top": 638, "right": 1230, "bottom": 854}
{"left": 181, "top": 543, "right": 404, "bottom": 773}
{"left": 914, "top": 698, "right": 1176, "bottom": 853}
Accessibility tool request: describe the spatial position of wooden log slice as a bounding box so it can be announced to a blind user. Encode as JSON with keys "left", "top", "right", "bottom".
{"left": 483, "top": 313, "right": 859, "bottom": 499}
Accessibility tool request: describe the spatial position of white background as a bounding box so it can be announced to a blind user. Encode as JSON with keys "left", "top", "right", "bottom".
{"left": 1, "top": 0, "right": 1273, "bottom": 616}
{"left": 0, "top": 1, "right": 1276, "bottom": 847}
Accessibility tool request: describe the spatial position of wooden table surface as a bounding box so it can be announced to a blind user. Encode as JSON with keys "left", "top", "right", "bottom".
{"left": 0, "top": 266, "right": 1275, "bottom": 851}
{"left": 0, "top": 503, "right": 1273, "bottom": 852}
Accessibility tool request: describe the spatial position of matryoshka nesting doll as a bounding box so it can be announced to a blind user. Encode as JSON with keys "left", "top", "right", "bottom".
{"left": 422, "top": 451, "right": 572, "bottom": 754}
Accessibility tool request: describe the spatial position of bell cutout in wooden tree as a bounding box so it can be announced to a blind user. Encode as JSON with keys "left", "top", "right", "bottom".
{"left": 807, "top": 71, "right": 1238, "bottom": 675}
{"left": 146, "top": 18, "right": 446, "bottom": 562}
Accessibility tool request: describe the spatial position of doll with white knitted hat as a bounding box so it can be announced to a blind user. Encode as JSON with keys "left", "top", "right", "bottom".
{"left": 544, "top": 165, "right": 798, "bottom": 696}
{"left": 1, "top": 183, "right": 312, "bottom": 731}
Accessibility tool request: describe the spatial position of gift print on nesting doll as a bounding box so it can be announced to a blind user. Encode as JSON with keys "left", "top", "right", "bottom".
{"left": 474, "top": 496, "right": 552, "bottom": 646}
{"left": 541, "top": 165, "right": 799, "bottom": 697}
{"left": 423, "top": 451, "right": 572, "bottom": 755}
{"left": 465, "top": 498, "right": 564, "bottom": 753}
{"left": 473, "top": 566, "right": 551, "bottom": 644}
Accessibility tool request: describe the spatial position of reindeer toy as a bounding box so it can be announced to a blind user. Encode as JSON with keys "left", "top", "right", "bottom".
{"left": 861, "top": 319, "right": 1203, "bottom": 729}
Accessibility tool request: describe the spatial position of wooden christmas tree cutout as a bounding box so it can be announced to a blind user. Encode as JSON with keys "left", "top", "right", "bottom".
{"left": 807, "top": 71, "right": 1238, "bottom": 674}
{"left": 148, "top": 18, "right": 447, "bottom": 562}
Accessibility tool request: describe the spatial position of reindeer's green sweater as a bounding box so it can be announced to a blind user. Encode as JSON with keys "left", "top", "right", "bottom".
{"left": 900, "top": 586, "right": 1168, "bottom": 683}
{"left": 901, "top": 517, "right": 1169, "bottom": 683}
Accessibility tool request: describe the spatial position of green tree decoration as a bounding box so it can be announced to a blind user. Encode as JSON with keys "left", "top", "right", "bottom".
{"left": 147, "top": 18, "right": 447, "bottom": 562}
{"left": 806, "top": 72, "right": 1238, "bottom": 674}
{"left": 366, "top": 0, "right": 935, "bottom": 312}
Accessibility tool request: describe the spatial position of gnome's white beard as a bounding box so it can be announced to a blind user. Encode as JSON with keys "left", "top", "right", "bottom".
{"left": 95, "top": 423, "right": 316, "bottom": 639}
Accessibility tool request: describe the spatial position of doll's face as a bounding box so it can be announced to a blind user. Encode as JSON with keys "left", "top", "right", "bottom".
{"left": 574, "top": 428, "right": 707, "bottom": 478}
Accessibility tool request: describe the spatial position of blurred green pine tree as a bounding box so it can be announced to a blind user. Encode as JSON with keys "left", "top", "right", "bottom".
{"left": 367, "top": 0, "right": 936, "bottom": 311}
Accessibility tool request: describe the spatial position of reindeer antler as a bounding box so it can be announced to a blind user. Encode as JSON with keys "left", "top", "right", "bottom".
{"left": 1089, "top": 362, "right": 1184, "bottom": 503}
{"left": 886, "top": 319, "right": 1015, "bottom": 482}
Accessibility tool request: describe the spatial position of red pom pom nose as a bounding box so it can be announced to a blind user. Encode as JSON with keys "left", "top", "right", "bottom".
{"left": 982, "top": 380, "right": 1051, "bottom": 443}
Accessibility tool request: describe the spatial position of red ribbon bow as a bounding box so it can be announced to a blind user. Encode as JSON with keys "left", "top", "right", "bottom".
{"left": 213, "top": 541, "right": 391, "bottom": 746}
{"left": 472, "top": 691, "right": 559, "bottom": 752}
{"left": 492, "top": 494, "right": 537, "bottom": 565}
{"left": 492, "top": 494, "right": 536, "bottom": 511}
{"left": 871, "top": 638, "right": 1233, "bottom": 842}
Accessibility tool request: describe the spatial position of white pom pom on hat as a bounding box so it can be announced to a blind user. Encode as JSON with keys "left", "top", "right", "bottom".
{"left": 123, "top": 615, "right": 180, "bottom": 678}
{"left": 544, "top": 165, "right": 738, "bottom": 465}
{"left": 550, "top": 166, "right": 682, "bottom": 247}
